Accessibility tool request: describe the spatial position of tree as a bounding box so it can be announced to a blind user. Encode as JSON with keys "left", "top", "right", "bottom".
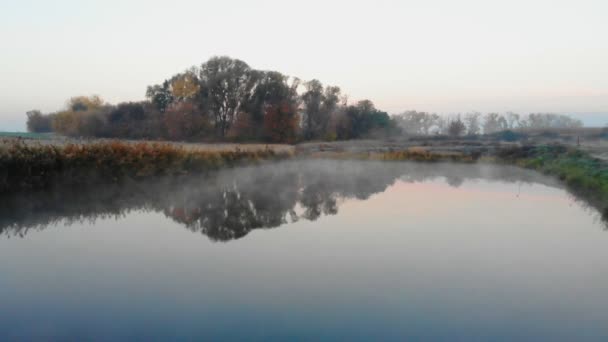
{"left": 328, "top": 107, "right": 351, "bottom": 140}
{"left": 106, "top": 102, "right": 147, "bottom": 138}
{"left": 68, "top": 95, "right": 103, "bottom": 112}
{"left": 338, "top": 100, "right": 393, "bottom": 139}
{"left": 524, "top": 113, "right": 582, "bottom": 129}
{"left": 301, "top": 80, "right": 341, "bottom": 139}
{"left": 163, "top": 101, "right": 210, "bottom": 141}
{"left": 447, "top": 117, "right": 466, "bottom": 136}
{"left": 228, "top": 111, "right": 254, "bottom": 140}
{"left": 320, "top": 85, "right": 341, "bottom": 135}
{"left": 264, "top": 102, "right": 298, "bottom": 143}
{"left": 483, "top": 113, "right": 508, "bottom": 134}
{"left": 199, "top": 56, "right": 257, "bottom": 138}
{"left": 242, "top": 71, "right": 299, "bottom": 139}
{"left": 170, "top": 71, "right": 200, "bottom": 101}
{"left": 463, "top": 112, "right": 481, "bottom": 135}
{"left": 50, "top": 96, "right": 107, "bottom": 136}
{"left": 505, "top": 112, "right": 520, "bottom": 129}
{"left": 394, "top": 111, "right": 440, "bottom": 135}
{"left": 301, "top": 80, "right": 323, "bottom": 139}
{"left": 26, "top": 110, "right": 53, "bottom": 132}
{"left": 146, "top": 81, "right": 174, "bottom": 112}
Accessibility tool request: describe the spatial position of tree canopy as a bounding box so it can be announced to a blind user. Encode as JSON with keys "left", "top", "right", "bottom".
{"left": 26, "top": 56, "right": 584, "bottom": 142}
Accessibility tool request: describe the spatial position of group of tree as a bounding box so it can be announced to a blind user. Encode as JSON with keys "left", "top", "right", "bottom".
{"left": 26, "top": 56, "right": 583, "bottom": 142}
{"left": 393, "top": 111, "right": 582, "bottom": 136}
{"left": 26, "top": 57, "right": 397, "bottom": 143}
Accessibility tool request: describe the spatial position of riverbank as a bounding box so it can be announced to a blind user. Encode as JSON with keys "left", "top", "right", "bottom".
{"left": 2, "top": 137, "right": 608, "bottom": 220}
{"left": 0, "top": 140, "right": 291, "bottom": 192}
{"left": 497, "top": 145, "right": 608, "bottom": 217}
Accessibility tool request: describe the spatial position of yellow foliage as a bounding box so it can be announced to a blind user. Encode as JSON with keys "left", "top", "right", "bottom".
{"left": 52, "top": 111, "right": 81, "bottom": 136}
{"left": 67, "top": 95, "right": 104, "bottom": 111}
{"left": 171, "top": 75, "right": 200, "bottom": 99}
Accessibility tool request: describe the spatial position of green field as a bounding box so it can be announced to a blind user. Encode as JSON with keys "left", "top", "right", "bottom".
{"left": 0, "top": 132, "right": 56, "bottom": 140}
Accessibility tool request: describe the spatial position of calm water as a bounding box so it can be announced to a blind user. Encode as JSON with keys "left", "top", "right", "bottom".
{"left": 1, "top": 160, "right": 607, "bottom": 341}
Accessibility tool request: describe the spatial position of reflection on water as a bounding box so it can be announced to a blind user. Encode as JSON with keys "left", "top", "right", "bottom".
{"left": 2, "top": 161, "right": 608, "bottom": 340}
{"left": 1, "top": 160, "right": 603, "bottom": 241}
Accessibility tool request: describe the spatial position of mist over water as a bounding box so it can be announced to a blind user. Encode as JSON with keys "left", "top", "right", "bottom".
{"left": 1, "top": 160, "right": 607, "bottom": 340}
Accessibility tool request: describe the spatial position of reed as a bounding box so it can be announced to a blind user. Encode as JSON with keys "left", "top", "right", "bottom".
{"left": 0, "top": 140, "right": 291, "bottom": 192}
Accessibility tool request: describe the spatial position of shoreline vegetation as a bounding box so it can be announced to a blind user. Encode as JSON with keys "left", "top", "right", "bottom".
{"left": 2, "top": 138, "right": 608, "bottom": 221}
{"left": 0, "top": 139, "right": 291, "bottom": 192}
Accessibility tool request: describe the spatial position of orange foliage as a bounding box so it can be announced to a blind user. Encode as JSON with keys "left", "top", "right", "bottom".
{"left": 228, "top": 112, "right": 254, "bottom": 140}
{"left": 263, "top": 102, "right": 298, "bottom": 143}
{"left": 163, "top": 101, "right": 210, "bottom": 140}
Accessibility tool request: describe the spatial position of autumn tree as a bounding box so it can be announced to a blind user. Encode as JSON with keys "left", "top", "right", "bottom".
{"left": 170, "top": 70, "right": 200, "bottom": 101}
{"left": 163, "top": 101, "right": 210, "bottom": 141}
{"left": 301, "top": 80, "right": 341, "bottom": 139}
{"left": 146, "top": 80, "right": 174, "bottom": 112}
{"left": 30, "top": 56, "right": 589, "bottom": 143}
{"left": 228, "top": 111, "right": 254, "bottom": 140}
{"left": 51, "top": 95, "right": 106, "bottom": 136}
{"left": 26, "top": 110, "right": 53, "bottom": 132}
{"left": 264, "top": 102, "right": 299, "bottom": 143}
{"left": 262, "top": 76, "right": 300, "bottom": 143}
{"left": 105, "top": 102, "right": 147, "bottom": 138}
{"left": 327, "top": 107, "right": 351, "bottom": 140}
{"left": 337, "top": 100, "right": 395, "bottom": 139}
{"left": 320, "top": 85, "right": 341, "bottom": 136}
{"left": 199, "top": 56, "right": 257, "bottom": 138}
{"left": 241, "top": 71, "right": 298, "bottom": 139}
{"left": 68, "top": 95, "right": 104, "bottom": 112}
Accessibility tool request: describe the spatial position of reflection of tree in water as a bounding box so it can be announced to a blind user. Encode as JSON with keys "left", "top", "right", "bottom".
{"left": 161, "top": 164, "right": 399, "bottom": 241}
{"left": 1, "top": 160, "right": 606, "bottom": 241}
{"left": 300, "top": 182, "right": 338, "bottom": 221}
{"left": 167, "top": 173, "right": 301, "bottom": 241}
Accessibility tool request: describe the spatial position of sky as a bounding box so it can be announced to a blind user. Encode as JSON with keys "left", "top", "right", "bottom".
{"left": 1, "top": 0, "right": 607, "bottom": 131}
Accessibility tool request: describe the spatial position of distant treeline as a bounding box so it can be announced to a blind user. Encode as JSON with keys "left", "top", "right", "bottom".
{"left": 394, "top": 111, "right": 583, "bottom": 136}
{"left": 26, "top": 56, "right": 583, "bottom": 143}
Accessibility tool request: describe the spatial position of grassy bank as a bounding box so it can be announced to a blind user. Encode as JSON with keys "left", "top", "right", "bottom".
{"left": 496, "top": 145, "right": 608, "bottom": 214}
{"left": 0, "top": 140, "right": 291, "bottom": 192}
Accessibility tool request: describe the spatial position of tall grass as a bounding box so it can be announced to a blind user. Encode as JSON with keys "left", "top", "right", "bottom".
{"left": 0, "top": 140, "right": 291, "bottom": 192}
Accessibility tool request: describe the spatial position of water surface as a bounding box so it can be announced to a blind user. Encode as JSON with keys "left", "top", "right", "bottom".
{"left": 1, "top": 161, "right": 607, "bottom": 341}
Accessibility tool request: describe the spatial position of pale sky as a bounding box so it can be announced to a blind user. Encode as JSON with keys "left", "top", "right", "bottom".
{"left": 1, "top": 0, "right": 607, "bottom": 130}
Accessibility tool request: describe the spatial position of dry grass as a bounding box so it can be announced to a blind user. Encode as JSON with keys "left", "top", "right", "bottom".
{"left": 0, "top": 140, "right": 292, "bottom": 192}
{"left": 305, "top": 148, "right": 477, "bottom": 163}
{"left": 0, "top": 136, "right": 295, "bottom": 153}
